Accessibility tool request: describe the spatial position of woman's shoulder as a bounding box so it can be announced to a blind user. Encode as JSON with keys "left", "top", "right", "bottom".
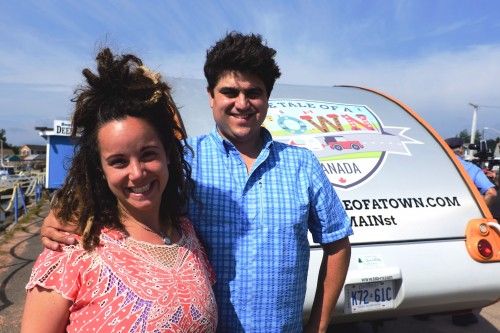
{"left": 37, "top": 229, "right": 116, "bottom": 264}
{"left": 99, "top": 227, "right": 126, "bottom": 241}
{"left": 38, "top": 243, "right": 86, "bottom": 262}
{"left": 44, "top": 228, "right": 125, "bottom": 261}
{"left": 178, "top": 216, "right": 196, "bottom": 234}
{"left": 27, "top": 243, "right": 95, "bottom": 295}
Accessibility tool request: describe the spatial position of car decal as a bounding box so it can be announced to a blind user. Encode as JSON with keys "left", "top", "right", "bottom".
{"left": 265, "top": 99, "right": 422, "bottom": 189}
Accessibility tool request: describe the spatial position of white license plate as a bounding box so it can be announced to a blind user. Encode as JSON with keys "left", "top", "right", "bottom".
{"left": 344, "top": 281, "right": 395, "bottom": 313}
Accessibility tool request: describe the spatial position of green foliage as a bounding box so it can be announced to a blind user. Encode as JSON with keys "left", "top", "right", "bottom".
{"left": 456, "top": 129, "right": 500, "bottom": 152}
{"left": 0, "top": 129, "right": 19, "bottom": 153}
{"left": 457, "top": 129, "right": 482, "bottom": 144}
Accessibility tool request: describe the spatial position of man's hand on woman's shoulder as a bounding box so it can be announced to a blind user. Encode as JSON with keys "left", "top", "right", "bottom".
{"left": 41, "top": 210, "right": 78, "bottom": 250}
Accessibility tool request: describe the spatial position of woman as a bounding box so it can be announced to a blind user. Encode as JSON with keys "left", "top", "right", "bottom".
{"left": 21, "top": 48, "right": 217, "bottom": 332}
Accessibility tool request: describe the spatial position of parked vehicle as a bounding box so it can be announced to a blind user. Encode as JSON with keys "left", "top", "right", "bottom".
{"left": 172, "top": 79, "right": 500, "bottom": 325}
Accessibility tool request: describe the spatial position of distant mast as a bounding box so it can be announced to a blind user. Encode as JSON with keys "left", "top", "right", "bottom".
{"left": 0, "top": 139, "right": 4, "bottom": 167}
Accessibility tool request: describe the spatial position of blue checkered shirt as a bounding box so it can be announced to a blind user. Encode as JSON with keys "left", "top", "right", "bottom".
{"left": 185, "top": 127, "right": 352, "bottom": 332}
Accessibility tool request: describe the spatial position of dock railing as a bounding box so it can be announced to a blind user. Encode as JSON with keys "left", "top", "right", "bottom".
{"left": 0, "top": 174, "right": 45, "bottom": 225}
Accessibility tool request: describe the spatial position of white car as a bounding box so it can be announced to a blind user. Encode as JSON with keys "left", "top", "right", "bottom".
{"left": 170, "top": 79, "right": 500, "bottom": 325}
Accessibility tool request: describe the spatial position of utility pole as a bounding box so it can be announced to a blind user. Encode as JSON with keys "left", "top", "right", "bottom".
{"left": 469, "top": 103, "right": 478, "bottom": 144}
{"left": 469, "top": 103, "right": 478, "bottom": 160}
{"left": 0, "top": 139, "right": 4, "bottom": 167}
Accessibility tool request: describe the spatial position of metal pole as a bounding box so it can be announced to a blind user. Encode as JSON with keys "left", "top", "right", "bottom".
{"left": 470, "top": 103, "right": 478, "bottom": 143}
{"left": 18, "top": 185, "right": 28, "bottom": 215}
{"left": 0, "top": 140, "right": 4, "bottom": 167}
{"left": 469, "top": 103, "right": 478, "bottom": 160}
{"left": 35, "top": 183, "right": 41, "bottom": 204}
{"left": 14, "top": 185, "right": 18, "bottom": 224}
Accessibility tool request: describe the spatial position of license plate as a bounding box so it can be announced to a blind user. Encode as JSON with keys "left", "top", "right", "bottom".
{"left": 344, "top": 281, "right": 395, "bottom": 313}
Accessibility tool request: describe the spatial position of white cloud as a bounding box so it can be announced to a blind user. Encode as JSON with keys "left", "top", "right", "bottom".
{"left": 276, "top": 42, "right": 500, "bottom": 139}
{"left": 2, "top": 0, "right": 500, "bottom": 145}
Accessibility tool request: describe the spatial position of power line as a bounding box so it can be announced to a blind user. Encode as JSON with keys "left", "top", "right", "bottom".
{"left": 477, "top": 105, "right": 500, "bottom": 109}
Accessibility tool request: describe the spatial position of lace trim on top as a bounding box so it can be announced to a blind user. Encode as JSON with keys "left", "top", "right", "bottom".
{"left": 125, "top": 231, "right": 187, "bottom": 268}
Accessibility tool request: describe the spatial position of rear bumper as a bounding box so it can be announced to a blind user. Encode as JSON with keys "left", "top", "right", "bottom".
{"left": 303, "top": 239, "right": 500, "bottom": 324}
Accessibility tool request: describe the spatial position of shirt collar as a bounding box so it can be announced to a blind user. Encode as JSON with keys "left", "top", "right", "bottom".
{"left": 209, "top": 126, "right": 273, "bottom": 155}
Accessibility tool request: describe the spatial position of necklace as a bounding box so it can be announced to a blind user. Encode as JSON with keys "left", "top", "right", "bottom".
{"left": 128, "top": 220, "right": 172, "bottom": 245}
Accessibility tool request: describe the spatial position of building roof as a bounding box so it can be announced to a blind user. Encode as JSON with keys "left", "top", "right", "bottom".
{"left": 2, "top": 154, "right": 21, "bottom": 162}
{"left": 22, "top": 154, "right": 46, "bottom": 161}
{"left": 21, "top": 144, "right": 46, "bottom": 151}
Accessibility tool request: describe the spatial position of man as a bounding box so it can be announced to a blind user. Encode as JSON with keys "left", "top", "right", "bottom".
{"left": 445, "top": 137, "right": 497, "bottom": 206}
{"left": 41, "top": 32, "right": 353, "bottom": 332}
{"left": 445, "top": 136, "right": 496, "bottom": 327}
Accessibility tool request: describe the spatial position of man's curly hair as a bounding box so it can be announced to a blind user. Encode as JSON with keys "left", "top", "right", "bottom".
{"left": 204, "top": 31, "right": 281, "bottom": 97}
{"left": 53, "top": 48, "right": 193, "bottom": 251}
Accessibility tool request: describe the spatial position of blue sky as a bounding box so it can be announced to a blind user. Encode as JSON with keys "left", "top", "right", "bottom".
{"left": 1, "top": 0, "right": 500, "bottom": 145}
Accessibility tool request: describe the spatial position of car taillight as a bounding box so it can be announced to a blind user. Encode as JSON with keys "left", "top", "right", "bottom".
{"left": 478, "top": 239, "right": 493, "bottom": 258}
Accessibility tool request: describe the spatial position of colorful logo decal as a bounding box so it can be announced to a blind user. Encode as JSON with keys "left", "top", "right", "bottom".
{"left": 264, "top": 99, "right": 421, "bottom": 189}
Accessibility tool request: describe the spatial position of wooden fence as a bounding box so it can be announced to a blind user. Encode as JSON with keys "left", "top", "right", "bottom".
{"left": 0, "top": 174, "right": 45, "bottom": 225}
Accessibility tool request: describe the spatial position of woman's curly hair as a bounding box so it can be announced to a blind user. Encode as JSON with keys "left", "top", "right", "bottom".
{"left": 53, "top": 48, "right": 193, "bottom": 251}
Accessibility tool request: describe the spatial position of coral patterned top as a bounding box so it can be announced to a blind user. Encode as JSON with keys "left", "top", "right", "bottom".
{"left": 26, "top": 218, "right": 217, "bottom": 333}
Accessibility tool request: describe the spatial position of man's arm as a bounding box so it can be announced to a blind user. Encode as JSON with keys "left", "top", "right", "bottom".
{"left": 484, "top": 187, "right": 497, "bottom": 207}
{"left": 41, "top": 209, "right": 78, "bottom": 250}
{"left": 304, "top": 237, "right": 351, "bottom": 333}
